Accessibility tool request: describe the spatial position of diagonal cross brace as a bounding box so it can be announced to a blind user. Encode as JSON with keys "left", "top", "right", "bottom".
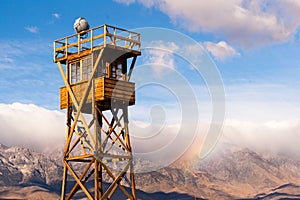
{"left": 57, "top": 49, "right": 104, "bottom": 153}
{"left": 65, "top": 160, "right": 94, "bottom": 200}
{"left": 101, "top": 162, "right": 133, "bottom": 199}
{"left": 66, "top": 158, "right": 95, "bottom": 199}
{"left": 101, "top": 161, "right": 131, "bottom": 200}
{"left": 58, "top": 61, "right": 95, "bottom": 151}
{"left": 96, "top": 107, "right": 129, "bottom": 153}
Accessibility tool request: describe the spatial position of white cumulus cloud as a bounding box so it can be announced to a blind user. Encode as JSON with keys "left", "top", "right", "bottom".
{"left": 52, "top": 13, "right": 60, "bottom": 19}
{"left": 114, "top": 0, "right": 135, "bottom": 6}
{"left": 143, "top": 40, "right": 179, "bottom": 75}
{"left": 204, "top": 41, "right": 240, "bottom": 61}
{"left": 25, "top": 26, "right": 39, "bottom": 33}
{"left": 115, "top": 0, "right": 300, "bottom": 48}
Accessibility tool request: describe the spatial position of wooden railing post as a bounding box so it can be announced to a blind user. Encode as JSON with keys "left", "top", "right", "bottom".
{"left": 90, "top": 29, "right": 93, "bottom": 51}
{"left": 65, "top": 37, "right": 68, "bottom": 58}
{"left": 138, "top": 34, "right": 141, "bottom": 51}
{"left": 129, "top": 32, "right": 132, "bottom": 49}
{"left": 54, "top": 41, "right": 56, "bottom": 61}
{"left": 77, "top": 34, "right": 80, "bottom": 54}
{"left": 113, "top": 27, "right": 116, "bottom": 45}
{"left": 104, "top": 24, "right": 107, "bottom": 47}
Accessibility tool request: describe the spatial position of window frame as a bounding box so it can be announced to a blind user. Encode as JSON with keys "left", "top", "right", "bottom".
{"left": 69, "top": 56, "right": 93, "bottom": 84}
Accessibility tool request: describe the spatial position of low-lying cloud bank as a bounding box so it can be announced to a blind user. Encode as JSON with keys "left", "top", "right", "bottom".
{"left": 0, "top": 103, "right": 65, "bottom": 151}
{"left": 221, "top": 119, "right": 300, "bottom": 157}
{"left": 0, "top": 103, "right": 299, "bottom": 159}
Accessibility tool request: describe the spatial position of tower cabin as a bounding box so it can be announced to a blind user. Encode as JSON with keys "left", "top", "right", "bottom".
{"left": 54, "top": 24, "right": 141, "bottom": 112}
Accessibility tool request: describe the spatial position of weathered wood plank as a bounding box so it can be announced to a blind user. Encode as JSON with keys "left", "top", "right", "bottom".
{"left": 60, "top": 77, "right": 135, "bottom": 110}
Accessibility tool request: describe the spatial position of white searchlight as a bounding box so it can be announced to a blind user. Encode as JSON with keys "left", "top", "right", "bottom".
{"left": 74, "top": 17, "right": 90, "bottom": 34}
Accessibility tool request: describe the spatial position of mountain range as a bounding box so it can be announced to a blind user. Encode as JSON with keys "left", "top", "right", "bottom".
{"left": 1, "top": 143, "right": 300, "bottom": 199}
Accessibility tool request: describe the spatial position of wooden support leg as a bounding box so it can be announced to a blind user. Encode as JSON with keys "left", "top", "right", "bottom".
{"left": 60, "top": 163, "right": 68, "bottom": 200}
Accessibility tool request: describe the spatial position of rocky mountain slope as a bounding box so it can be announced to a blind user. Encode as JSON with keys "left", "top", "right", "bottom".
{"left": 134, "top": 144, "right": 300, "bottom": 199}
{"left": 0, "top": 144, "right": 62, "bottom": 191}
{"left": 197, "top": 145, "right": 300, "bottom": 198}
{"left": 1, "top": 143, "right": 300, "bottom": 199}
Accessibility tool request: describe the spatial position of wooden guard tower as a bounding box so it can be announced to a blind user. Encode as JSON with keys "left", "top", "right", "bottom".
{"left": 54, "top": 24, "right": 141, "bottom": 199}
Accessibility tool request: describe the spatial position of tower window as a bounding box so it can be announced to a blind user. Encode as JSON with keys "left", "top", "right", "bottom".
{"left": 70, "top": 56, "right": 92, "bottom": 83}
{"left": 82, "top": 57, "right": 92, "bottom": 80}
{"left": 70, "top": 62, "right": 80, "bottom": 83}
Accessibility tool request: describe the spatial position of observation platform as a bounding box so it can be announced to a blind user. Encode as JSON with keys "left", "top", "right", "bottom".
{"left": 54, "top": 24, "right": 141, "bottom": 64}
{"left": 54, "top": 24, "right": 140, "bottom": 111}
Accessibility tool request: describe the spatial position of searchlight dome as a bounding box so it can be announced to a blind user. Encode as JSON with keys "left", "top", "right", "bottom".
{"left": 74, "top": 17, "right": 90, "bottom": 34}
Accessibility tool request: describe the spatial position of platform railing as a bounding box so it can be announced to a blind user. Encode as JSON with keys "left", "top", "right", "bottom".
{"left": 54, "top": 24, "right": 141, "bottom": 62}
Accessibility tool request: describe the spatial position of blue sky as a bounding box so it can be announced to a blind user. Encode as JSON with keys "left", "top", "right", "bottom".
{"left": 0, "top": 0, "right": 299, "bottom": 109}
{"left": 0, "top": 0, "right": 300, "bottom": 157}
